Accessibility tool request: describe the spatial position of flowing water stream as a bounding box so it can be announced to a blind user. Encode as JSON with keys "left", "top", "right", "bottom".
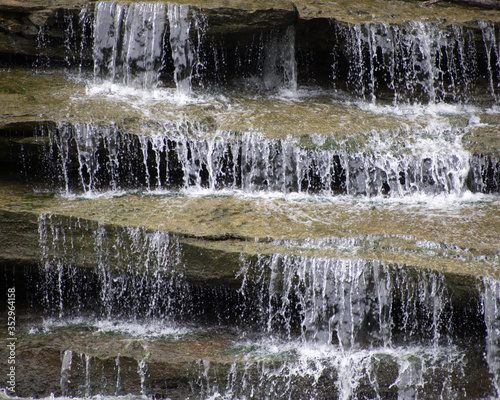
{"left": 1, "top": 1, "right": 500, "bottom": 399}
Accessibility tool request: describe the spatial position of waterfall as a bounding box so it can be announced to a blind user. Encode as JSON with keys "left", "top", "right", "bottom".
{"left": 262, "top": 26, "right": 297, "bottom": 92}
{"left": 35, "top": 212, "right": 479, "bottom": 399}
{"left": 191, "top": 344, "right": 466, "bottom": 400}
{"left": 37, "top": 214, "right": 189, "bottom": 319}
{"left": 90, "top": 2, "right": 296, "bottom": 95}
{"left": 468, "top": 154, "right": 500, "bottom": 194}
{"left": 332, "top": 21, "right": 494, "bottom": 104}
{"left": 479, "top": 20, "right": 500, "bottom": 101}
{"left": 60, "top": 350, "right": 73, "bottom": 396}
{"left": 482, "top": 277, "right": 500, "bottom": 398}
{"left": 38, "top": 4, "right": 498, "bottom": 103}
{"left": 4, "top": 2, "right": 500, "bottom": 398}
{"left": 168, "top": 5, "right": 194, "bottom": 95}
{"left": 188, "top": 252, "right": 467, "bottom": 399}
{"left": 36, "top": 213, "right": 462, "bottom": 345}
{"left": 137, "top": 358, "right": 148, "bottom": 396}
{"left": 62, "top": 9, "right": 76, "bottom": 70}
{"left": 167, "top": 5, "right": 205, "bottom": 96}
{"left": 237, "top": 253, "right": 452, "bottom": 347}
{"left": 38, "top": 122, "right": 127, "bottom": 193}
{"left": 114, "top": 357, "right": 122, "bottom": 395}
{"left": 93, "top": 2, "right": 167, "bottom": 88}
{"left": 84, "top": 354, "right": 91, "bottom": 398}
{"left": 91, "top": 2, "right": 206, "bottom": 94}
{"left": 34, "top": 25, "right": 50, "bottom": 73}
{"left": 228, "top": 26, "right": 298, "bottom": 92}
{"left": 29, "top": 122, "right": 497, "bottom": 198}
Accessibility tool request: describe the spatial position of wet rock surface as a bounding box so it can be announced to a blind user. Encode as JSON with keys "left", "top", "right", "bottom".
{"left": 1, "top": 313, "right": 491, "bottom": 399}
{"left": 0, "top": 181, "right": 499, "bottom": 281}
{"left": 1, "top": 0, "right": 499, "bottom": 65}
{"left": 0, "top": 0, "right": 499, "bottom": 399}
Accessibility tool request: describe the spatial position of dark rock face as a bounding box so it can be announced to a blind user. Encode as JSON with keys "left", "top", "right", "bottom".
{"left": 1, "top": 0, "right": 498, "bottom": 104}
{"left": 1, "top": 0, "right": 499, "bottom": 68}
{"left": 0, "top": 1, "right": 82, "bottom": 63}
{"left": 0, "top": 0, "right": 297, "bottom": 65}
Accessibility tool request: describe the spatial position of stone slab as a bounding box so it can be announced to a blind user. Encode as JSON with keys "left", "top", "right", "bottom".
{"left": 0, "top": 179, "right": 498, "bottom": 282}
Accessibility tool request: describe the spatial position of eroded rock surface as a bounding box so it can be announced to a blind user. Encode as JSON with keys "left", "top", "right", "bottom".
{"left": 1, "top": 1, "right": 499, "bottom": 399}
{"left": 1, "top": 0, "right": 499, "bottom": 63}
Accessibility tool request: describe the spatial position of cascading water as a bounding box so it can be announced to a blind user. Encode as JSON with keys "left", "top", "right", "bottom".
{"left": 93, "top": 2, "right": 167, "bottom": 88}
{"left": 482, "top": 277, "right": 500, "bottom": 397}
{"left": 191, "top": 342, "right": 468, "bottom": 400}
{"left": 3, "top": 1, "right": 500, "bottom": 400}
{"left": 332, "top": 20, "right": 498, "bottom": 104}
{"left": 91, "top": 1, "right": 206, "bottom": 95}
{"left": 168, "top": 4, "right": 194, "bottom": 95}
{"left": 167, "top": 5, "right": 205, "bottom": 96}
{"left": 60, "top": 350, "right": 72, "bottom": 397}
{"left": 37, "top": 213, "right": 190, "bottom": 320}
{"left": 39, "top": 2, "right": 499, "bottom": 103}
{"left": 34, "top": 212, "right": 495, "bottom": 399}
{"left": 236, "top": 254, "right": 454, "bottom": 347}
{"left": 26, "top": 121, "right": 498, "bottom": 197}
{"left": 225, "top": 26, "right": 298, "bottom": 92}
{"left": 479, "top": 20, "right": 500, "bottom": 101}
{"left": 261, "top": 26, "right": 297, "bottom": 92}
{"left": 90, "top": 1, "right": 296, "bottom": 95}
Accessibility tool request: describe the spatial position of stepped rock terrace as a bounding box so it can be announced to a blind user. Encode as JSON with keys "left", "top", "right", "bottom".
{"left": 0, "top": 0, "right": 500, "bottom": 399}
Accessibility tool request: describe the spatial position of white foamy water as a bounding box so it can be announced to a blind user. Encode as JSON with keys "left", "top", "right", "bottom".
{"left": 177, "top": 186, "right": 500, "bottom": 207}
{"left": 30, "top": 317, "right": 192, "bottom": 339}
{"left": 85, "top": 80, "right": 217, "bottom": 105}
{"left": 0, "top": 337, "right": 470, "bottom": 399}
{"left": 354, "top": 97, "right": 495, "bottom": 118}
{"left": 53, "top": 183, "right": 500, "bottom": 208}
{"left": 192, "top": 337, "right": 467, "bottom": 400}
{"left": 0, "top": 392, "right": 149, "bottom": 400}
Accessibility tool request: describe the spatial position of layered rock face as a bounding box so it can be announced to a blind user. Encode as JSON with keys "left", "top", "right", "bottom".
{"left": 0, "top": 1, "right": 500, "bottom": 399}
